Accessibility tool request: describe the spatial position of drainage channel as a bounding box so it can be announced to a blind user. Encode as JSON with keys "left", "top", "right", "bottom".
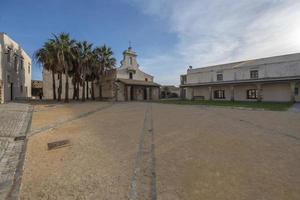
{"left": 129, "top": 103, "right": 157, "bottom": 200}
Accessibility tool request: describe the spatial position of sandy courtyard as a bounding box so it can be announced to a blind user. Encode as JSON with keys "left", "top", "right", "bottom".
{"left": 20, "top": 102, "right": 300, "bottom": 200}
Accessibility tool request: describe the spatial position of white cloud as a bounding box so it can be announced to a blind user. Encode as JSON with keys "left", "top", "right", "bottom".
{"left": 127, "top": 0, "right": 300, "bottom": 85}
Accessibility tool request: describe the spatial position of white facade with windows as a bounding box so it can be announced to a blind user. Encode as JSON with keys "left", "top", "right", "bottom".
{"left": 180, "top": 53, "right": 300, "bottom": 102}
{"left": 0, "top": 33, "right": 32, "bottom": 103}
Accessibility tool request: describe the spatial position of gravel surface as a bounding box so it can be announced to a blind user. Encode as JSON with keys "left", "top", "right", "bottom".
{"left": 20, "top": 102, "right": 300, "bottom": 200}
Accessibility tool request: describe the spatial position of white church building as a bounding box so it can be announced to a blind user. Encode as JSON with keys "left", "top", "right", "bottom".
{"left": 115, "top": 47, "right": 160, "bottom": 101}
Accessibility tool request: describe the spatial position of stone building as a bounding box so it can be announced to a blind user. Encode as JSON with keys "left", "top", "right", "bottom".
{"left": 180, "top": 53, "right": 300, "bottom": 102}
{"left": 0, "top": 33, "right": 32, "bottom": 103}
{"left": 115, "top": 47, "right": 160, "bottom": 101}
{"left": 31, "top": 80, "right": 43, "bottom": 98}
{"left": 43, "top": 46, "right": 160, "bottom": 101}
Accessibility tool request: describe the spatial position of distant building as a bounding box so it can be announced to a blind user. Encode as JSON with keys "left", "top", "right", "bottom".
{"left": 160, "top": 85, "right": 180, "bottom": 98}
{"left": 180, "top": 53, "right": 300, "bottom": 102}
{"left": 116, "top": 47, "right": 160, "bottom": 101}
{"left": 0, "top": 33, "right": 32, "bottom": 103}
{"left": 43, "top": 46, "right": 160, "bottom": 101}
{"left": 31, "top": 80, "right": 43, "bottom": 98}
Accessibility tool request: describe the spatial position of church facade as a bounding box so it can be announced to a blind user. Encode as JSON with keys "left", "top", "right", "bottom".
{"left": 115, "top": 47, "right": 160, "bottom": 101}
{"left": 43, "top": 46, "right": 160, "bottom": 101}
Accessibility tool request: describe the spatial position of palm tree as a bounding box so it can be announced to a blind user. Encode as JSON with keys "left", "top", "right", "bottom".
{"left": 52, "top": 33, "right": 76, "bottom": 102}
{"left": 34, "top": 40, "right": 58, "bottom": 100}
{"left": 94, "top": 45, "right": 116, "bottom": 100}
{"left": 75, "top": 41, "right": 93, "bottom": 101}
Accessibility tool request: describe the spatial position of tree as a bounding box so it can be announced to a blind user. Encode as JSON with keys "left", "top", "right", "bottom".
{"left": 94, "top": 45, "right": 116, "bottom": 100}
{"left": 52, "top": 33, "right": 76, "bottom": 103}
{"left": 34, "top": 40, "right": 58, "bottom": 100}
{"left": 75, "top": 41, "right": 93, "bottom": 101}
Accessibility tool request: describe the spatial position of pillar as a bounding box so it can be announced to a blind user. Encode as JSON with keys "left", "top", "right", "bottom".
{"left": 256, "top": 83, "right": 262, "bottom": 102}
{"left": 149, "top": 87, "right": 153, "bottom": 100}
{"left": 290, "top": 81, "right": 296, "bottom": 103}
{"left": 230, "top": 85, "right": 235, "bottom": 101}
{"left": 124, "top": 85, "right": 128, "bottom": 101}
{"left": 208, "top": 86, "right": 212, "bottom": 100}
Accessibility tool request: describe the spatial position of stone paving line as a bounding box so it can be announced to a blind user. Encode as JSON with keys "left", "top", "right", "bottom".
{"left": 29, "top": 103, "right": 114, "bottom": 136}
{"left": 0, "top": 103, "right": 33, "bottom": 200}
{"left": 129, "top": 103, "right": 157, "bottom": 200}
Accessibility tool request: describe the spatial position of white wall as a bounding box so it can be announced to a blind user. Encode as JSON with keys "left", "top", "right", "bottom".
{"left": 0, "top": 33, "right": 32, "bottom": 102}
{"left": 186, "top": 53, "right": 300, "bottom": 84}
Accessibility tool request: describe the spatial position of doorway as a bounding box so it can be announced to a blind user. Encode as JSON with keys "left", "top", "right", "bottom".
{"left": 130, "top": 86, "right": 134, "bottom": 101}
{"left": 10, "top": 83, "right": 13, "bottom": 101}
{"left": 143, "top": 88, "right": 147, "bottom": 100}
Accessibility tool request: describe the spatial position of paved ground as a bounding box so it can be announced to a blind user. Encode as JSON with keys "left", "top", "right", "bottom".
{"left": 290, "top": 103, "right": 300, "bottom": 112}
{"left": 19, "top": 102, "right": 300, "bottom": 200}
{"left": 0, "top": 103, "right": 33, "bottom": 200}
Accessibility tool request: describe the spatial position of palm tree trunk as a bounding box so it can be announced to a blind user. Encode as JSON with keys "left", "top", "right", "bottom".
{"left": 86, "top": 81, "right": 89, "bottom": 99}
{"left": 72, "top": 79, "right": 76, "bottom": 100}
{"left": 82, "top": 79, "right": 85, "bottom": 101}
{"left": 91, "top": 80, "right": 95, "bottom": 100}
{"left": 76, "top": 82, "right": 80, "bottom": 100}
{"left": 52, "top": 71, "right": 57, "bottom": 100}
{"left": 99, "top": 83, "right": 102, "bottom": 100}
{"left": 58, "top": 73, "right": 62, "bottom": 101}
{"left": 65, "top": 73, "right": 69, "bottom": 103}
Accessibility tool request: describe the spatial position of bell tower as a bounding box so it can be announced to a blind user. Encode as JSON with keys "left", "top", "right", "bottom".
{"left": 120, "top": 46, "right": 139, "bottom": 70}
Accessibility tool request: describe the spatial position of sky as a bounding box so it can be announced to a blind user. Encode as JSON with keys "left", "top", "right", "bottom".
{"left": 2, "top": 0, "right": 300, "bottom": 85}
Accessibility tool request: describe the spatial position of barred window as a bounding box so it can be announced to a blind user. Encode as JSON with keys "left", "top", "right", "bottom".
{"left": 14, "top": 55, "right": 18, "bottom": 71}
{"left": 247, "top": 89, "right": 258, "bottom": 99}
{"left": 20, "top": 58, "right": 24, "bottom": 70}
{"left": 217, "top": 73, "right": 223, "bottom": 81}
{"left": 250, "top": 70, "right": 258, "bottom": 79}
{"left": 214, "top": 90, "right": 225, "bottom": 99}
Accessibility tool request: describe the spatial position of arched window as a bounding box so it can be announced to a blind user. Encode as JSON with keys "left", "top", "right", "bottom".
{"left": 129, "top": 57, "right": 133, "bottom": 65}
{"left": 129, "top": 72, "right": 133, "bottom": 79}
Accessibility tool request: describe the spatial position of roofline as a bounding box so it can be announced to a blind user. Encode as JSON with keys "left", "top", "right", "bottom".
{"left": 189, "top": 52, "right": 300, "bottom": 72}
{"left": 117, "top": 78, "right": 160, "bottom": 87}
{"left": 0, "top": 32, "right": 31, "bottom": 60}
{"left": 180, "top": 76, "right": 300, "bottom": 87}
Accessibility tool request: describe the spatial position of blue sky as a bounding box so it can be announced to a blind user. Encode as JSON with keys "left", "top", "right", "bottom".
{"left": 2, "top": 0, "right": 300, "bottom": 85}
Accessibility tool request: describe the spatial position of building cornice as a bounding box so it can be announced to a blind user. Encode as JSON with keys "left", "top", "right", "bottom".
{"left": 180, "top": 76, "right": 300, "bottom": 87}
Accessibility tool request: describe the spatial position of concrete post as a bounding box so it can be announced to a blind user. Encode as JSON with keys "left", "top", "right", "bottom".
{"left": 256, "top": 84, "right": 262, "bottom": 102}
{"left": 230, "top": 85, "right": 235, "bottom": 101}
{"left": 147, "top": 87, "right": 150, "bottom": 100}
{"left": 128, "top": 86, "right": 132, "bottom": 101}
{"left": 208, "top": 86, "right": 212, "bottom": 100}
{"left": 290, "top": 81, "right": 296, "bottom": 103}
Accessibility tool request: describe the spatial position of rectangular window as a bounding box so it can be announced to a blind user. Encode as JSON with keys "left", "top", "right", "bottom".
{"left": 247, "top": 89, "right": 258, "bottom": 99}
{"left": 129, "top": 72, "right": 133, "bottom": 79}
{"left": 129, "top": 57, "right": 133, "bottom": 65}
{"left": 295, "top": 87, "right": 299, "bottom": 96}
{"left": 217, "top": 73, "right": 223, "bottom": 81}
{"left": 28, "top": 63, "right": 31, "bottom": 74}
{"left": 250, "top": 70, "right": 259, "bottom": 79}
{"left": 14, "top": 55, "right": 18, "bottom": 71}
{"left": 20, "top": 85, "right": 23, "bottom": 93}
{"left": 7, "top": 47, "right": 11, "bottom": 62}
{"left": 214, "top": 90, "right": 225, "bottom": 99}
{"left": 20, "top": 58, "right": 24, "bottom": 70}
